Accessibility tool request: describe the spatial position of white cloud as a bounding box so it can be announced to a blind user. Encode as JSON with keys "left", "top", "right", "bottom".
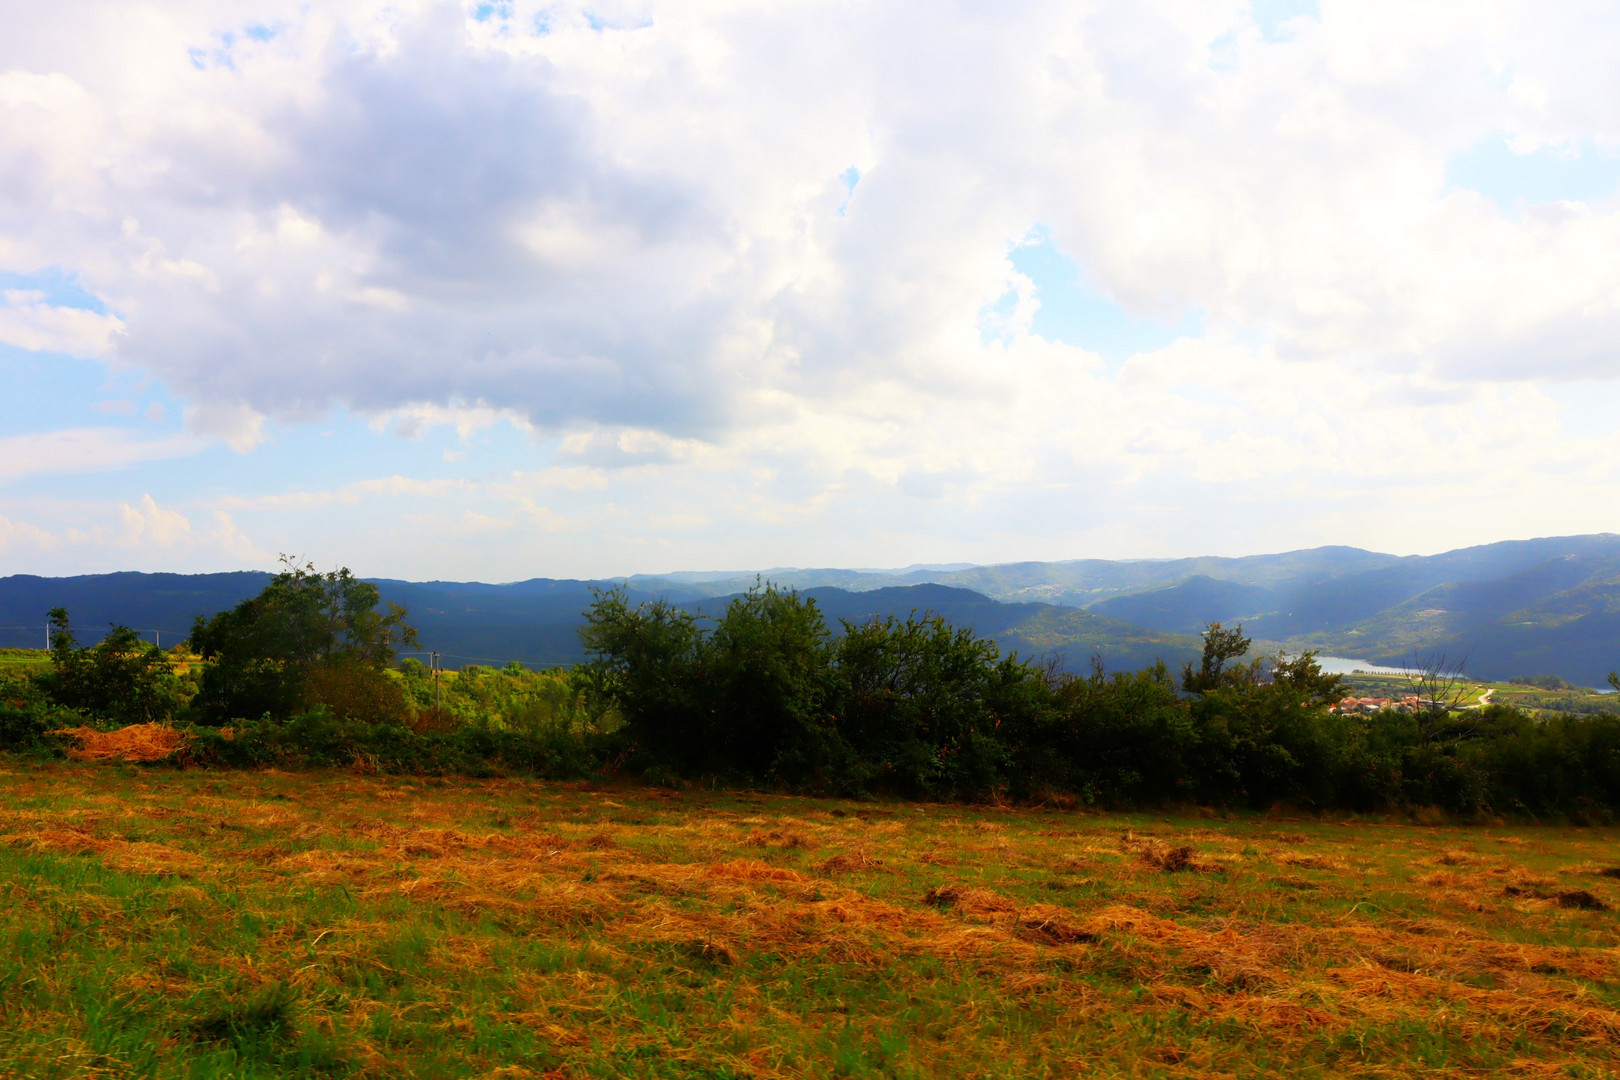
{"left": 0, "top": 513, "right": 56, "bottom": 555}
{"left": 2, "top": 1, "right": 1619, "bottom": 572}
{"left": 14, "top": 2, "right": 1610, "bottom": 416}
{"left": 0, "top": 428, "right": 200, "bottom": 482}
{"left": 0, "top": 497, "right": 271, "bottom": 573}
{"left": 182, "top": 401, "right": 266, "bottom": 453}
{"left": 0, "top": 289, "right": 123, "bottom": 356}
{"left": 118, "top": 494, "right": 192, "bottom": 548}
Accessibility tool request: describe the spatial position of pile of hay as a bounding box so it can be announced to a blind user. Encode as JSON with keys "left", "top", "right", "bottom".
{"left": 52, "top": 723, "right": 187, "bottom": 763}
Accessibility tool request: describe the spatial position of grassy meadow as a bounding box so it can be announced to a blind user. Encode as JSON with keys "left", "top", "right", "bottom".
{"left": 2, "top": 764, "right": 1619, "bottom": 1078}
{"left": 0, "top": 647, "right": 50, "bottom": 673}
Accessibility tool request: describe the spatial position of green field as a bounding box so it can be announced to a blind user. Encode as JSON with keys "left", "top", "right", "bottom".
{"left": 1338, "top": 672, "right": 1620, "bottom": 718}
{"left": 2, "top": 764, "right": 1619, "bottom": 1078}
{"left": 0, "top": 648, "right": 50, "bottom": 672}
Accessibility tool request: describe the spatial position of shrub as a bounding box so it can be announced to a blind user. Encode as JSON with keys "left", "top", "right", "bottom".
{"left": 303, "top": 658, "right": 408, "bottom": 726}
{"left": 0, "top": 673, "right": 74, "bottom": 757}
{"left": 706, "top": 585, "right": 842, "bottom": 784}
{"left": 190, "top": 559, "right": 417, "bottom": 725}
{"left": 833, "top": 614, "right": 1026, "bottom": 798}
{"left": 578, "top": 587, "right": 708, "bottom": 775}
{"left": 36, "top": 608, "right": 182, "bottom": 726}
{"left": 187, "top": 707, "right": 602, "bottom": 778}
{"left": 1025, "top": 662, "right": 1189, "bottom": 804}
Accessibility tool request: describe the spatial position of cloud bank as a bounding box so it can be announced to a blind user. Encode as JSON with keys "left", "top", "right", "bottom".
{"left": 1, "top": 0, "right": 1618, "bottom": 575}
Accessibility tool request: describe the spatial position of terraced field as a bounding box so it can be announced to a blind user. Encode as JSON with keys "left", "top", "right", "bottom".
{"left": 2, "top": 763, "right": 1618, "bottom": 1078}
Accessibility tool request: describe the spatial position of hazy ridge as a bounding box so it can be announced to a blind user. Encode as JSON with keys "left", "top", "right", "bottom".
{"left": 3, "top": 532, "right": 1617, "bottom": 684}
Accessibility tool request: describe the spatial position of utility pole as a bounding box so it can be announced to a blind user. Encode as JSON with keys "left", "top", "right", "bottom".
{"left": 432, "top": 652, "right": 441, "bottom": 710}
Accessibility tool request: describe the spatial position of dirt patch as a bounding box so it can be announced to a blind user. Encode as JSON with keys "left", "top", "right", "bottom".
{"left": 819, "top": 850, "right": 885, "bottom": 874}
{"left": 744, "top": 830, "right": 812, "bottom": 849}
{"left": 1015, "top": 908, "right": 1097, "bottom": 946}
{"left": 923, "top": 885, "right": 1016, "bottom": 914}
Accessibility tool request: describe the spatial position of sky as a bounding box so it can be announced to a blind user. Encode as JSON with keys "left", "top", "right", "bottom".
{"left": 1, "top": 0, "right": 1618, "bottom": 581}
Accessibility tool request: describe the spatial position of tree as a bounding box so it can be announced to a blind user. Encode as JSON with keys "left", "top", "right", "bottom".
{"left": 834, "top": 612, "right": 1015, "bottom": 797}
{"left": 577, "top": 585, "right": 708, "bottom": 771}
{"left": 189, "top": 559, "right": 417, "bottom": 724}
{"left": 578, "top": 581, "right": 844, "bottom": 782}
{"left": 39, "top": 608, "right": 180, "bottom": 725}
{"left": 1405, "top": 651, "right": 1475, "bottom": 748}
{"left": 1270, "top": 650, "right": 1346, "bottom": 707}
{"left": 1181, "top": 622, "right": 1259, "bottom": 694}
{"left": 706, "top": 583, "right": 839, "bottom": 781}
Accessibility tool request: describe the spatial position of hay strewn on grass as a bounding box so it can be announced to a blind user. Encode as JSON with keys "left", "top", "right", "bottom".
{"left": 50, "top": 722, "right": 188, "bottom": 762}
{"left": 0, "top": 764, "right": 1617, "bottom": 1078}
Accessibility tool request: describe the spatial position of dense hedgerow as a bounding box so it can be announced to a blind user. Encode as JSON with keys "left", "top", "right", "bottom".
{"left": 183, "top": 708, "right": 605, "bottom": 779}
{"left": 578, "top": 583, "right": 1620, "bottom": 816}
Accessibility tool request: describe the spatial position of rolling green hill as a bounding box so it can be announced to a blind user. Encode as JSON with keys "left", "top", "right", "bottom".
{"left": 4, "top": 532, "right": 1618, "bottom": 683}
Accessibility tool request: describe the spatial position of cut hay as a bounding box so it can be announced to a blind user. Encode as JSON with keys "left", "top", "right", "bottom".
{"left": 1117, "top": 830, "right": 1219, "bottom": 873}
{"left": 9, "top": 769, "right": 1620, "bottom": 1078}
{"left": 52, "top": 723, "right": 187, "bottom": 763}
{"left": 1014, "top": 907, "right": 1097, "bottom": 946}
{"left": 818, "top": 850, "right": 885, "bottom": 874}
{"left": 922, "top": 884, "right": 1016, "bottom": 914}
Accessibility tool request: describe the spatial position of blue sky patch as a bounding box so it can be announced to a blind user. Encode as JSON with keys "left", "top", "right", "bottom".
{"left": 1251, "top": 0, "right": 1320, "bottom": 43}
{"left": 1447, "top": 134, "right": 1620, "bottom": 210}
{"left": 0, "top": 269, "right": 108, "bottom": 314}
{"left": 0, "top": 345, "right": 173, "bottom": 438}
{"left": 837, "top": 167, "right": 860, "bottom": 216}
{"left": 1003, "top": 230, "right": 1203, "bottom": 364}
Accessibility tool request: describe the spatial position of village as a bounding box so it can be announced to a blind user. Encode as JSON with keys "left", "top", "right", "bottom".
{"left": 1329, "top": 688, "right": 1494, "bottom": 715}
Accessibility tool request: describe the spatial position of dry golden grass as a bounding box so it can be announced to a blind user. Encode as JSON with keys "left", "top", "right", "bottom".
{"left": 50, "top": 722, "right": 189, "bottom": 762}
{"left": 0, "top": 762, "right": 1618, "bottom": 1078}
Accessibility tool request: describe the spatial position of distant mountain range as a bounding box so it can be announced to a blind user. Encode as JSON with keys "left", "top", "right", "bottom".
{"left": 2, "top": 533, "right": 1618, "bottom": 685}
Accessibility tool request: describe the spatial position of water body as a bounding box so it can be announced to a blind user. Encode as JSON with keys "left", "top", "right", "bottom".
{"left": 1298, "top": 654, "right": 1614, "bottom": 691}
{"left": 1307, "top": 655, "right": 1416, "bottom": 677}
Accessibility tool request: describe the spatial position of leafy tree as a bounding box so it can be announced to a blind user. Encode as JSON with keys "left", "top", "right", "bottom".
{"left": 1181, "top": 622, "right": 1258, "bottom": 694}
{"left": 579, "top": 582, "right": 842, "bottom": 782}
{"left": 189, "top": 559, "right": 417, "bottom": 724}
{"left": 578, "top": 586, "right": 708, "bottom": 773}
{"left": 1018, "top": 660, "right": 1187, "bottom": 804}
{"left": 706, "top": 583, "right": 840, "bottom": 782}
{"left": 833, "top": 613, "right": 1017, "bottom": 797}
{"left": 39, "top": 607, "right": 181, "bottom": 725}
{"left": 1270, "top": 650, "right": 1346, "bottom": 707}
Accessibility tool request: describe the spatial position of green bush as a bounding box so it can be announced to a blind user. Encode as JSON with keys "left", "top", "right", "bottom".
{"left": 190, "top": 560, "right": 416, "bottom": 725}
{"left": 187, "top": 707, "right": 603, "bottom": 778}
{"left": 401, "top": 659, "right": 614, "bottom": 740}
{"left": 833, "top": 613, "right": 1024, "bottom": 798}
{"left": 0, "top": 673, "right": 75, "bottom": 757}
{"left": 36, "top": 608, "right": 182, "bottom": 725}
{"left": 578, "top": 587, "right": 710, "bottom": 776}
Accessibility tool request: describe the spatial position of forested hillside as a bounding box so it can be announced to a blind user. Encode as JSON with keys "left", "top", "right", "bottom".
{"left": 3, "top": 532, "right": 1617, "bottom": 682}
